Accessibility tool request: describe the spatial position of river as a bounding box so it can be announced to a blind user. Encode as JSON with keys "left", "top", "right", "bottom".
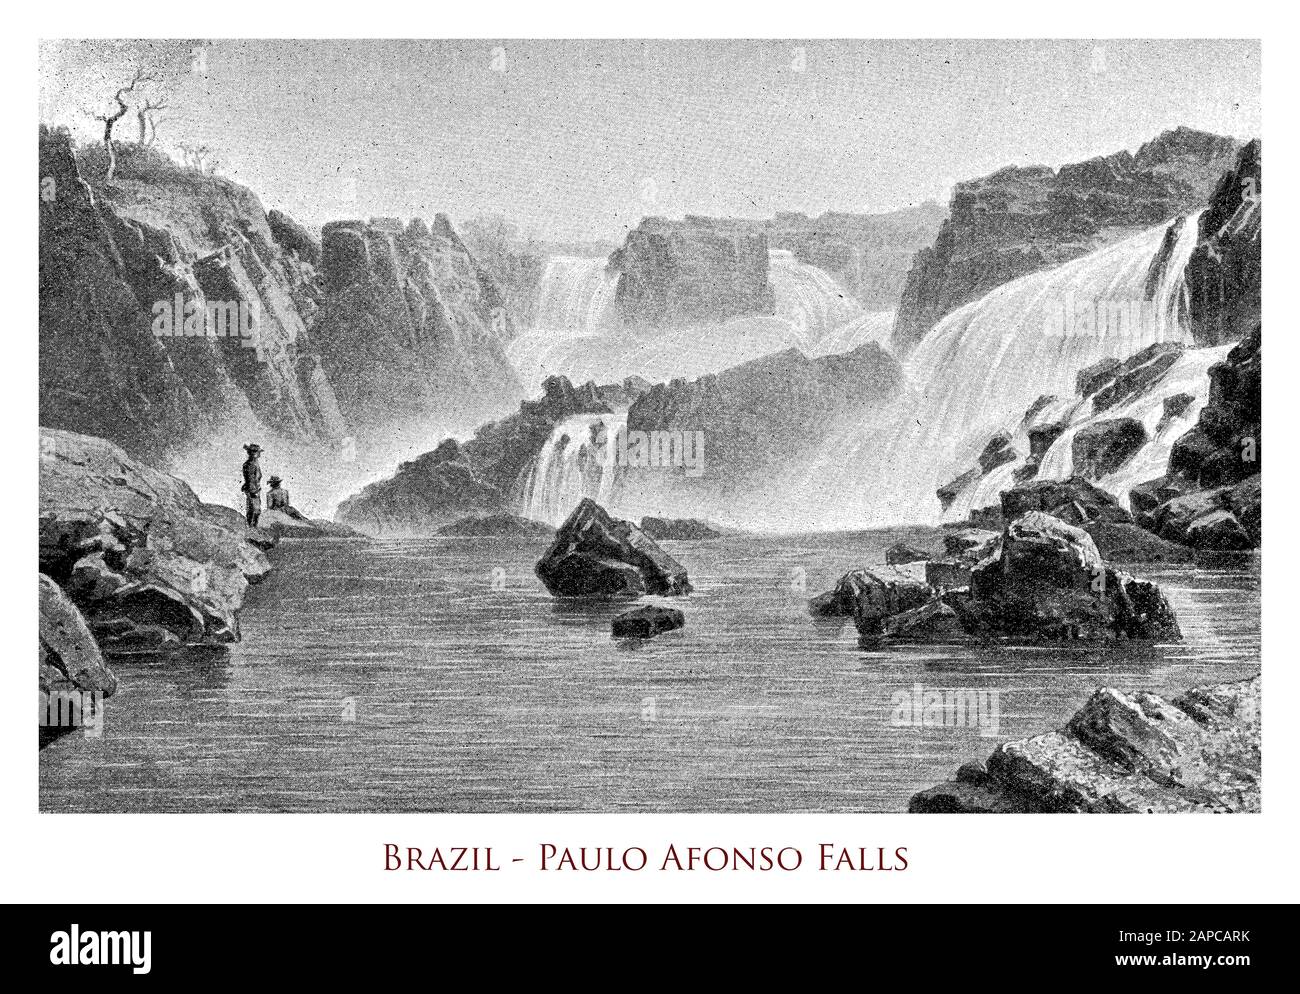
{"left": 39, "top": 530, "right": 1260, "bottom": 813}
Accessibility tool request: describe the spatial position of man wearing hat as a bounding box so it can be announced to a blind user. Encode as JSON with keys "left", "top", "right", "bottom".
{"left": 241, "top": 443, "right": 263, "bottom": 527}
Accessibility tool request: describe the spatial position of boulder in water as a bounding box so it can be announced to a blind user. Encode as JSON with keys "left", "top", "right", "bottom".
{"left": 960, "top": 511, "right": 1181, "bottom": 641}
{"left": 536, "top": 499, "right": 692, "bottom": 598}
{"left": 611, "top": 605, "right": 685, "bottom": 640}
{"left": 39, "top": 574, "right": 117, "bottom": 696}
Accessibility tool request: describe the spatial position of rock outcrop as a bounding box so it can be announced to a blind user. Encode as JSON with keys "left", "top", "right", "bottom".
{"left": 310, "top": 214, "right": 523, "bottom": 444}
{"left": 39, "top": 126, "right": 347, "bottom": 468}
{"left": 910, "top": 675, "right": 1260, "bottom": 813}
{"left": 1130, "top": 328, "right": 1260, "bottom": 549}
{"left": 891, "top": 126, "right": 1241, "bottom": 355}
{"left": 611, "top": 605, "right": 685, "bottom": 640}
{"left": 39, "top": 573, "right": 117, "bottom": 696}
{"left": 813, "top": 512, "right": 1179, "bottom": 645}
{"left": 959, "top": 512, "right": 1180, "bottom": 642}
{"left": 40, "top": 429, "right": 270, "bottom": 653}
{"left": 624, "top": 344, "right": 902, "bottom": 519}
{"left": 436, "top": 513, "right": 555, "bottom": 537}
{"left": 536, "top": 499, "right": 692, "bottom": 598}
{"left": 608, "top": 216, "right": 776, "bottom": 327}
{"left": 1185, "top": 140, "right": 1261, "bottom": 346}
{"left": 336, "top": 375, "right": 649, "bottom": 535}
{"left": 639, "top": 517, "right": 721, "bottom": 541}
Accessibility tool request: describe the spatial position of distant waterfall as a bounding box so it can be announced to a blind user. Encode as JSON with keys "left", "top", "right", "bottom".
{"left": 533, "top": 256, "right": 619, "bottom": 333}
{"left": 795, "top": 214, "right": 1206, "bottom": 530}
{"left": 519, "top": 411, "right": 628, "bottom": 526}
{"left": 768, "top": 249, "right": 864, "bottom": 346}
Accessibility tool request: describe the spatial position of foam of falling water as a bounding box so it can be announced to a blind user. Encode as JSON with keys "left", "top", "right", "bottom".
{"left": 793, "top": 214, "right": 1206, "bottom": 530}
{"left": 508, "top": 253, "right": 890, "bottom": 394}
{"left": 519, "top": 411, "right": 628, "bottom": 526}
{"left": 533, "top": 256, "right": 619, "bottom": 333}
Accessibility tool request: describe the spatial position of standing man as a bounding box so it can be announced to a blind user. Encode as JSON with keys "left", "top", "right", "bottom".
{"left": 241, "top": 443, "right": 263, "bottom": 527}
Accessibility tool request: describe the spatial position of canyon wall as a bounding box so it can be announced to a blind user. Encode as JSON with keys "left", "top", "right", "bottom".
{"left": 891, "top": 126, "right": 1241, "bottom": 355}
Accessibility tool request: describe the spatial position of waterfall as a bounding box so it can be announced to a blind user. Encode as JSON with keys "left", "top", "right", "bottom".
{"left": 509, "top": 251, "right": 892, "bottom": 393}
{"left": 768, "top": 249, "right": 864, "bottom": 346}
{"left": 794, "top": 213, "right": 1206, "bottom": 530}
{"left": 533, "top": 256, "right": 619, "bottom": 332}
{"left": 519, "top": 411, "right": 628, "bottom": 526}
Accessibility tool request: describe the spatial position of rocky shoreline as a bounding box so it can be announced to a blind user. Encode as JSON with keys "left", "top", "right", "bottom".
{"left": 910, "top": 675, "right": 1260, "bottom": 813}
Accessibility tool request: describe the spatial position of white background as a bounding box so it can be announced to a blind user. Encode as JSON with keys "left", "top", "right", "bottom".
{"left": 3, "top": 1, "right": 1294, "bottom": 904}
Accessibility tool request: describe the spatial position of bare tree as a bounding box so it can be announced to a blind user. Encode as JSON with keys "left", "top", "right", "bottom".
{"left": 93, "top": 66, "right": 156, "bottom": 182}
{"left": 137, "top": 94, "right": 168, "bottom": 146}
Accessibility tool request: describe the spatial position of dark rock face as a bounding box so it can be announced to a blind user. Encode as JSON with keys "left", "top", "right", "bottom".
{"left": 1131, "top": 328, "right": 1261, "bottom": 549}
{"left": 39, "top": 125, "right": 347, "bottom": 467}
{"left": 267, "top": 209, "right": 321, "bottom": 267}
{"left": 336, "top": 376, "right": 648, "bottom": 535}
{"left": 608, "top": 216, "right": 775, "bottom": 327}
{"left": 1071, "top": 418, "right": 1148, "bottom": 478}
{"left": 436, "top": 513, "right": 555, "bottom": 537}
{"left": 911, "top": 675, "right": 1260, "bottom": 813}
{"left": 39, "top": 574, "right": 117, "bottom": 697}
{"left": 639, "top": 517, "right": 721, "bottom": 541}
{"left": 1185, "top": 140, "right": 1261, "bottom": 346}
{"left": 977, "top": 432, "right": 1017, "bottom": 474}
{"left": 999, "top": 477, "right": 1134, "bottom": 527}
{"left": 611, "top": 605, "right": 685, "bottom": 640}
{"left": 311, "top": 214, "right": 523, "bottom": 444}
{"left": 808, "top": 566, "right": 931, "bottom": 618}
{"left": 626, "top": 343, "right": 902, "bottom": 511}
{"left": 962, "top": 512, "right": 1180, "bottom": 642}
{"left": 536, "top": 499, "right": 691, "bottom": 598}
{"left": 1087, "top": 343, "right": 1185, "bottom": 413}
{"left": 891, "top": 127, "right": 1240, "bottom": 355}
{"left": 40, "top": 429, "right": 270, "bottom": 653}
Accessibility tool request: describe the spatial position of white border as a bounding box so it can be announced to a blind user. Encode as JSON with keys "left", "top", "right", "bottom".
{"left": 5, "top": 1, "right": 1294, "bottom": 904}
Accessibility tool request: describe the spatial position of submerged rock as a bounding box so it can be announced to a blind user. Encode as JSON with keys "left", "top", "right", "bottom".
{"left": 911, "top": 675, "right": 1260, "bottom": 812}
{"left": 639, "top": 517, "right": 721, "bottom": 541}
{"left": 536, "top": 499, "right": 692, "bottom": 598}
{"left": 611, "top": 605, "right": 685, "bottom": 640}
{"left": 437, "top": 513, "right": 554, "bottom": 537}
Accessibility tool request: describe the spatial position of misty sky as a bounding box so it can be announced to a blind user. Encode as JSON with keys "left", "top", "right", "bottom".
{"left": 39, "top": 39, "right": 1260, "bottom": 243}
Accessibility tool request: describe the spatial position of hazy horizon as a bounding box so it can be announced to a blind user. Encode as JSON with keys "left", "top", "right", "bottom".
{"left": 40, "top": 38, "right": 1260, "bottom": 243}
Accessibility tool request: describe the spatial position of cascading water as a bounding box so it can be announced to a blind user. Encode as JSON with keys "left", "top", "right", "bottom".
{"left": 793, "top": 213, "right": 1207, "bottom": 530}
{"left": 519, "top": 411, "right": 628, "bottom": 526}
{"left": 508, "top": 250, "right": 896, "bottom": 393}
{"left": 533, "top": 256, "right": 619, "bottom": 333}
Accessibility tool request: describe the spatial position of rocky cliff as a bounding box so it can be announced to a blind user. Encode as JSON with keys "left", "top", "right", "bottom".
{"left": 40, "top": 125, "right": 346, "bottom": 468}
{"left": 759, "top": 205, "right": 947, "bottom": 310}
{"left": 891, "top": 127, "right": 1241, "bottom": 355}
{"left": 311, "top": 214, "right": 523, "bottom": 446}
{"left": 40, "top": 125, "right": 523, "bottom": 512}
{"left": 911, "top": 675, "right": 1260, "bottom": 813}
{"left": 1184, "top": 140, "right": 1262, "bottom": 346}
{"left": 608, "top": 216, "right": 775, "bottom": 327}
